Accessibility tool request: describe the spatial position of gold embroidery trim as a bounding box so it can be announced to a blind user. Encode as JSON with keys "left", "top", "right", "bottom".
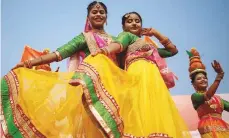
{"left": 5, "top": 71, "right": 45, "bottom": 138}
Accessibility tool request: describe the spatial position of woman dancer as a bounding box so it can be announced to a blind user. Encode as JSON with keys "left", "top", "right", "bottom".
{"left": 187, "top": 48, "right": 229, "bottom": 138}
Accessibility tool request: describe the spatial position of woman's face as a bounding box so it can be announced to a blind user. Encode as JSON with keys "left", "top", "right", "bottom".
{"left": 123, "top": 13, "right": 142, "bottom": 36}
{"left": 88, "top": 3, "right": 107, "bottom": 29}
{"left": 193, "top": 73, "right": 208, "bottom": 91}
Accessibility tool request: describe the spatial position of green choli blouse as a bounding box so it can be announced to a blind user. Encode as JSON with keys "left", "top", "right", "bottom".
{"left": 56, "top": 33, "right": 116, "bottom": 60}
{"left": 191, "top": 92, "right": 229, "bottom": 111}
{"left": 56, "top": 32, "right": 174, "bottom": 60}
{"left": 115, "top": 31, "right": 175, "bottom": 58}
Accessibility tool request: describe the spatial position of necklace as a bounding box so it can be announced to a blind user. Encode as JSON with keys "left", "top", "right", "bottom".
{"left": 91, "top": 29, "right": 106, "bottom": 34}
{"left": 196, "top": 91, "right": 206, "bottom": 93}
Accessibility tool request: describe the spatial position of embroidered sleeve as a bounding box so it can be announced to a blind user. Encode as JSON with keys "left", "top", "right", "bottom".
{"left": 191, "top": 93, "right": 205, "bottom": 110}
{"left": 56, "top": 33, "right": 86, "bottom": 60}
{"left": 114, "top": 32, "right": 139, "bottom": 51}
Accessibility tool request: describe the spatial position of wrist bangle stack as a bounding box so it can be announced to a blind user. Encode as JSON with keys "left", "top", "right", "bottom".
{"left": 101, "top": 47, "right": 109, "bottom": 55}
{"left": 24, "top": 60, "right": 32, "bottom": 68}
{"left": 215, "top": 72, "right": 224, "bottom": 81}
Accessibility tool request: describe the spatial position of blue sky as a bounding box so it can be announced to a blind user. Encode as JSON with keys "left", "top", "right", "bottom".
{"left": 1, "top": 0, "right": 229, "bottom": 95}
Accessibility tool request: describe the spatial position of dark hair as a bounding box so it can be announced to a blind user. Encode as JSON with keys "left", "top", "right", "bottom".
{"left": 87, "top": 1, "right": 108, "bottom": 16}
{"left": 122, "top": 12, "right": 143, "bottom": 26}
{"left": 191, "top": 71, "right": 207, "bottom": 83}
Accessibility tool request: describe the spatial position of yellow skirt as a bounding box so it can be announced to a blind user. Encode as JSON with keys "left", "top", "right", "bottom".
{"left": 1, "top": 66, "right": 103, "bottom": 138}
{"left": 1, "top": 55, "right": 190, "bottom": 138}
{"left": 121, "top": 60, "right": 191, "bottom": 138}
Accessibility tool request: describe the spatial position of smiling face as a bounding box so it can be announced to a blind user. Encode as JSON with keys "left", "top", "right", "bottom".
{"left": 123, "top": 13, "right": 142, "bottom": 36}
{"left": 88, "top": 3, "right": 107, "bottom": 29}
{"left": 193, "top": 73, "right": 208, "bottom": 91}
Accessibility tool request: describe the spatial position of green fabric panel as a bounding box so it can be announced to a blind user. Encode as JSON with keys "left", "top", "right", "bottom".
{"left": 191, "top": 93, "right": 205, "bottom": 110}
{"left": 56, "top": 33, "right": 87, "bottom": 59}
{"left": 71, "top": 72, "right": 120, "bottom": 138}
{"left": 1, "top": 78, "right": 23, "bottom": 138}
{"left": 222, "top": 99, "right": 229, "bottom": 112}
{"left": 157, "top": 48, "right": 173, "bottom": 58}
{"left": 115, "top": 31, "right": 139, "bottom": 50}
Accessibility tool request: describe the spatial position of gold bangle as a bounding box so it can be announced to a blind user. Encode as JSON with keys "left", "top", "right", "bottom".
{"left": 54, "top": 51, "right": 62, "bottom": 61}
{"left": 101, "top": 47, "right": 109, "bottom": 55}
{"left": 24, "top": 60, "right": 32, "bottom": 68}
{"left": 40, "top": 57, "right": 44, "bottom": 64}
{"left": 215, "top": 72, "right": 224, "bottom": 81}
{"left": 160, "top": 38, "right": 170, "bottom": 45}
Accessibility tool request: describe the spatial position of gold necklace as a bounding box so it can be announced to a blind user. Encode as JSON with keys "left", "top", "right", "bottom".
{"left": 196, "top": 91, "right": 206, "bottom": 93}
{"left": 91, "top": 29, "right": 106, "bottom": 34}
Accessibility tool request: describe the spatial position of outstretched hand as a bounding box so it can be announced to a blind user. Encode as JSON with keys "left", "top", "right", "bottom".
{"left": 12, "top": 62, "right": 24, "bottom": 70}
{"left": 211, "top": 60, "right": 224, "bottom": 74}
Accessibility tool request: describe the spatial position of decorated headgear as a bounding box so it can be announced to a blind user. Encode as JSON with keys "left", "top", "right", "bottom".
{"left": 186, "top": 48, "right": 206, "bottom": 78}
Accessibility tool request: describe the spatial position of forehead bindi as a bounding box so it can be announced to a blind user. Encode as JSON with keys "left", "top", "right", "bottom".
{"left": 196, "top": 74, "right": 206, "bottom": 79}
{"left": 129, "top": 14, "right": 140, "bottom": 20}
{"left": 91, "top": 3, "right": 104, "bottom": 11}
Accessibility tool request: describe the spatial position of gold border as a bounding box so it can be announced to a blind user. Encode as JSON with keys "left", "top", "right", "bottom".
{"left": 125, "top": 50, "right": 154, "bottom": 69}
{"left": 83, "top": 32, "right": 99, "bottom": 54}
{"left": 5, "top": 71, "right": 46, "bottom": 138}
{"left": 0, "top": 102, "right": 9, "bottom": 137}
{"left": 126, "top": 38, "right": 149, "bottom": 53}
{"left": 123, "top": 133, "right": 172, "bottom": 138}
{"left": 77, "top": 62, "right": 124, "bottom": 136}
{"left": 198, "top": 125, "right": 229, "bottom": 135}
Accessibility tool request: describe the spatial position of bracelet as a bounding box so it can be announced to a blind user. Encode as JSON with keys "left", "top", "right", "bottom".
{"left": 160, "top": 38, "right": 178, "bottom": 53}
{"left": 101, "top": 47, "right": 109, "bottom": 55}
{"left": 40, "top": 57, "right": 44, "bottom": 64}
{"left": 215, "top": 72, "right": 224, "bottom": 81}
{"left": 24, "top": 60, "right": 33, "bottom": 68}
{"left": 160, "top": 38, "right": 170, "bottom": 46}
{"left": 54, "top": 51, "right": 62, "bottom": 62}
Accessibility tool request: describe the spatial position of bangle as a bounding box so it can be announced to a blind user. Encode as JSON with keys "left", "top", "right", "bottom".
{"left": 101, "top": 47, "right": 109, "bottom": 55}
{"left": 24, "top": 60, "right": 33, "bottom": 68}
{"left": 160, "top": 38, "right": 170, "bottom": 45}
{"left": 40, "top": 57, "right": 44, "bottom": 64}
{"left": 54, "top": 51, "right": 62, "bottom": 62}
{"left": 160, "top": 38, "right": 177, "bottom": 53}
{"left": 215, "top": 72, "right": 224, "bottom": 81}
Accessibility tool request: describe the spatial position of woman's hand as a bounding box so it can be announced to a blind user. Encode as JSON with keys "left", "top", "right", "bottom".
{"left": 12, "top": 62, "right": 24, "bottom": 70}
{"left": 12, "top": 60, "right": 33, "bottom": 70}
{"left": 212, "top": 60, "right": 224, "bottom": 81}
{"left": 141, "top": 28, "right": 157, "bottom": 37}
{"left": 211, "top": 60, "right": 224, "bottom": 74}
